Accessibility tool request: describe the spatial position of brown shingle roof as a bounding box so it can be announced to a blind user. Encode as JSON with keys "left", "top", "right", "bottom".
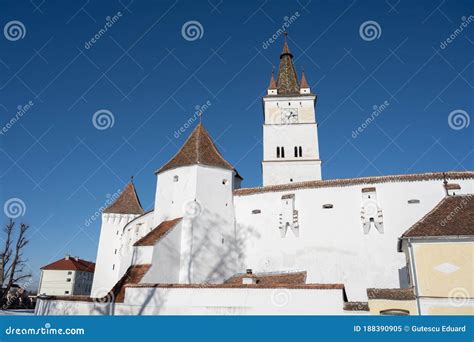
{"left": 133, "top": 218, "right": 182, "bottom": 246}
{"left": 103, "top": 182, "right": 144, "bottom": 215}
{"left": 343, "top": 301, "right": 370, "bottom": 311}
{"left": 401, "top": 195, "right": 474, "bottom": 238}
{"left": 41, "top": 256, "right": 95, "bottom": 272}
{"left": 126, "top": 283, "right": 344, "bottom": 290}
{"left": 268, "top": 70, "right": 277, "bottom": 90}
{"left": 157, "top": 123, "right": 240, "bottom": 177}
{"left": 367, "top": 288, "right": 416, "bottom": 300}
{"left": 234, "top": 171, "right": 474, "bottom": 196}
{"left": 108, "top": 264, "right": 151, "bottom": 303}
{"left": 276, "top": 33, "right": 300, "bottom": 95}
{"left": 300, "top": 70, "right": 309, "bottom": 88}
{"left": 224, "top": 271, "right": 307, "bottom": 285}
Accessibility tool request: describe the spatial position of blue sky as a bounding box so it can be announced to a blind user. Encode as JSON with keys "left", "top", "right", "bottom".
{"left": 0, "top": 0, "right": 472, "bottom": 288}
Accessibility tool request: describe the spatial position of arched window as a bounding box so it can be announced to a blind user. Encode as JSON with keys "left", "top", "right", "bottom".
{"left": 277, "top": 147, "right": 280, "bottom": 158}
{"left": 299, "top": 146, "right": 303, "bottom": 157}
{"left": 294, "top": 146, "right": 298, "bottom": 157}
{"left": 281, "top": 147, "right": 285, "bottom": 158}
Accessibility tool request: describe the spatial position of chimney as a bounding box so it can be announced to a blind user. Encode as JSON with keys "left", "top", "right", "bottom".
{"left": 242, "top": 269, "right": 257, "bottom": 285}
{"left": 65, "top": 255, "right": 70, "bottom": 260}
{"left": 74, "top": 257, "right": 79, "bottom": 261}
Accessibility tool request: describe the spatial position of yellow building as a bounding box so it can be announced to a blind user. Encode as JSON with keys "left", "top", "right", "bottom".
{"left": 368, "top": 194, "right": 473, "bottom": 315}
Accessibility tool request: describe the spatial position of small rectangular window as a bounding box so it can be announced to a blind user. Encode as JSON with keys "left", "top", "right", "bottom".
{"left": 66, "top": 278, "right": 71, "bottom": 282}
{"left": 64, "top": 291, "right": 70, "bottom": 295}
{"left": 67, "top": 271, "right": 72, "bottom": 275}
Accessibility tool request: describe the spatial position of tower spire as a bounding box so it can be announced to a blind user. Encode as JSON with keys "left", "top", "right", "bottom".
{"left": 276, "top": 32, "right": 299, "bottom": 95}
{"left": 268, "top": 69, "right": 277, "bottom": 90}
{"left": 300, "top": 68, "right": 309, "bottom": 89}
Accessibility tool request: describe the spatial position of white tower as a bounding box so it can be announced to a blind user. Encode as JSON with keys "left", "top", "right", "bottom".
{"left": 262, "top": 33, "right": 322, "bottom": 186}
{"left": 91, "top": 182, "right": 144, "bottom": 296}
{"left": 153, "top": 123, "right": 242, "bottom": 283}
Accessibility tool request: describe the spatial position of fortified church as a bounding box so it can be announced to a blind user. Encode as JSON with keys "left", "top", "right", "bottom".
{"left": 36, "top": 34, "right": 474, "bottom": 315}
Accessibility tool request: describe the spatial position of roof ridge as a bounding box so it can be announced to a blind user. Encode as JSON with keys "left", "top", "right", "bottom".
{"left": 235, "top": 171, "right": 474, "bottom": 196}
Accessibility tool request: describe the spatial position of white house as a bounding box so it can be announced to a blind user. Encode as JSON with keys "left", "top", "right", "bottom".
{"left": 38, "top": 256, "right": 95, "bottom": 296}
{"left": 35, "top": 34, "right": 473, "bottom": 315}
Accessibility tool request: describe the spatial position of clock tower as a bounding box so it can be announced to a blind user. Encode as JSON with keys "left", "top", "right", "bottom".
{"left": 262, "top": 33, "right": 322, "bottom": 186}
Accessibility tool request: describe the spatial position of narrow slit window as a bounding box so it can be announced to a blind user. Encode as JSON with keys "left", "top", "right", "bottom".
{"left": 299, "top": 146, "right": 302, "bottom": 157}
{"left": 294, "top": 146, "right": 298, "bottom": 157}
{"left": 277, "top": 147, "right": 280, "bottom": 158}
{"left": 281, "top": 147, "right": 285, "bottom": 158}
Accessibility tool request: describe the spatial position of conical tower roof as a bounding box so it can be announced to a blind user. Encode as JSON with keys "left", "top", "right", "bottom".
{"left": 157, "top": 123, "right": 240, "bottom": 177}
{"left": 276, "top": 32, "right": 300, "bottom": 95}
{"left": 103, "top": 182, "right": 144, "bottom": 215}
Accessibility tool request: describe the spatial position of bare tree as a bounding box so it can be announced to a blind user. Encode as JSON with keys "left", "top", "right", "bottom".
{"left": 0, "top": 219, "right": 31, "bottom": 305}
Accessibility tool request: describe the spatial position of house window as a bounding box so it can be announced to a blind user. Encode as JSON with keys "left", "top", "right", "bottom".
{"left": 66, "top": 278, "right": 71, "bottom": 282}
{"left": 67, "top": 271, "right": 72, "bottom": 275}
{"left": 277, "top": 147, "right": 280, "bottom": 158}
{"left": 379, "top": 309, "right": 410, "bottom": 316}
{"left": 281, "top": 147, "right": 285, "bottom": 158}
{"left": 294, "top": 146, "right": 298, "bottom": 157}
{"left": 173, "top": 175, "right": 179, "bottom": 182}
{"left": 251, "top": 209, "right": 261, "bottom": 214}
{"left": 222, "top": 179, "right": 228, "bottom": 185}
{"left": 408, "top": 199, "right": 420, "bottom": 204}
{"left": 299, "top": 146, "right": 302, "bottom": 157}
{"left": 64, "top": 291, "right": 70, "bottom": 295}
{"left": 322, "top": 204, "right": 334, "bottom": 209}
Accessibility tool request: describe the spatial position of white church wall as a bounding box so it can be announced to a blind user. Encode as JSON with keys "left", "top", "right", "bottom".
{"left": 140, "top": 223, "right": 182, "bottom": 284}
{"left": 154, "top": 166, "right": 197, "bottom": 226}
{"left": 179, "top": 166, "right": 238, "bottom": 283}
{"left": 118, "top": 211, "right": 155, "bottom": 277}
{"left": 91, "top": 213, "right": 139, "bottom": 297}
{"left": 234, "top": 178, "right": 473, "bottom": 301}
{"left": 35, "top": 287, "right": 350, "bottom": 315}
{"left": 263, "top": 160, "right": 322, "bottom": 185}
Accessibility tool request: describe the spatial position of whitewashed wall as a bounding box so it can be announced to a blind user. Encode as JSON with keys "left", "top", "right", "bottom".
{"left": 35, "top": 287, "right": 353, "bottom": 315}
{"left": 234, "top": 178, "right": 474, "bottom": 301}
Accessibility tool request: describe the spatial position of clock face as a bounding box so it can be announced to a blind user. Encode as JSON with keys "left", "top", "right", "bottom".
{"left": 281, "top": 108, "right": 298, "bottom": 124}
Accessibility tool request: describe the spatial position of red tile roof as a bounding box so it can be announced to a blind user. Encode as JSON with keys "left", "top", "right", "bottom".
{"left": 103, "top": 182, "right": 144, "bottom": 215}
{"left": 108, "top": 264, "right": 151, "bottom": 303}
{"left": 276, "top": 32, "right": 300, "bottom": 95}
{"left": 343, "top": 301, "right": 370, "bottom": 311}
{"left": 156, "top": 123, "right": 240, "bottom": 177}
{"left": 300, "top": 70, "right": 309, "bottom": 88}
{"left": 401, "top": 194, "right": 474, "bottom": 238}
{"left": 268, "top": 70, "right": 277, "bottom": 90}
{"left": 225, "top": 271, "right": 306, "bottom": 285}
{"left": 127, "top": 283, "right": 344, "bottom": 290}
{"left": 367, "top": 288, "right": 416, "bottom": 300}
{"left": 133, "top": 218, "right": 182, "bottom": 246}
{"left": 41, "top": 257, "right": 95, "bottom": 272}
{"left": 234, "top": 171, "right": 474, "bottom": 196}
